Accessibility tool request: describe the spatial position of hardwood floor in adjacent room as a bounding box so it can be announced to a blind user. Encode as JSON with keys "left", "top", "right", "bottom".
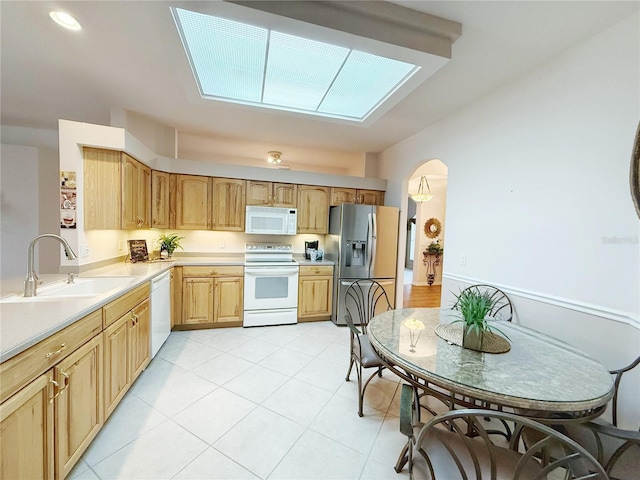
{"left": 402, "top": 284, "right": 441, "bottom": 308}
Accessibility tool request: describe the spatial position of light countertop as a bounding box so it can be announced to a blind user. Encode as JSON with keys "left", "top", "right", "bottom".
{"left": 0, "top": 255, "right": 247, "bottom": 363}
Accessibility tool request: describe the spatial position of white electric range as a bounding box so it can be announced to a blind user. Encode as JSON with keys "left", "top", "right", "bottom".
{"left": 243, "top": 243, "right": 299, "bottom": 327}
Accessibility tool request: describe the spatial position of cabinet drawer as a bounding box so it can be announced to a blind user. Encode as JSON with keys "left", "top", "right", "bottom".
{"left": 103, "top": 283, "right": 150, "bottom": 328}
{"left": 0, "top": 309, "right": 102, "bottom": 403}
{"left": 299, "top": 265, "right": 333, "bottom": 276}
{"left": 182, "top": 266, "right": 243, "bottom": 277}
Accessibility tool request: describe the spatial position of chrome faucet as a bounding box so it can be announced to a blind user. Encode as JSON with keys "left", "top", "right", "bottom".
{"left": 24, "top": 234, "right": 78, "bottom": 297}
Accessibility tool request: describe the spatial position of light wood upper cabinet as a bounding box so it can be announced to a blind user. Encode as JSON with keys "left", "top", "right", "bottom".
{"left": 151, "top": 170, "right": 170, "bottom": 229}
{"left": 247, "top": 181, "right": 297, "bottom": 208}
{"left": 298, "top": 265, "right": 333, "bottom": 321}
{"left": 122, "top": 153, "right": 151, "bottom": 230}
{"left": 174, "top": 174, "right": 211, "bottom": 230}
{"left": 0, "top": 371, "right": 55, "bottom": 480}
{"left": 297, "top": 185, "right": 330, "bottom": 234}
{"left": 330, "top": 187, "right": 357, "bottom": 206}
{"left": 84, "top": 147, "right": 122, "bottom": 230}
{"left": 212, "top": 178, "right": 245, "bottom": 231}
{"left": 357, "top": 189, "right": 385, "bottom": 206}
{"left": 330, "top": 187, "right": 384, "bottom": 206}
{"left": 54, "top": 334, "right": 103, "bottom": 480}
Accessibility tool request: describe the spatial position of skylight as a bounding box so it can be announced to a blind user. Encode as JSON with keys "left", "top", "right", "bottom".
{"left": 172, "top": 8, "right": 420, "bottom": 122}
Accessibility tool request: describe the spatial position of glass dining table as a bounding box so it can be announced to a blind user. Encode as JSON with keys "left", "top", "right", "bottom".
{"left": 368, "top": 308, "right": 614, "bottom": 422}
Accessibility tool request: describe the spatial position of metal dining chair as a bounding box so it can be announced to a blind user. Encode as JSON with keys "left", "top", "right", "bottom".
{"left": 396, "top": 401, "right": 609, "bottom": 479}
{"left": 344, "top": 279, "right": 393, "bottom": 417}
{"left": 452, "top": 284, "right": 513, "bottom": 322}
{"left": 561, "top": 355, "right": 640, "bottom": 480}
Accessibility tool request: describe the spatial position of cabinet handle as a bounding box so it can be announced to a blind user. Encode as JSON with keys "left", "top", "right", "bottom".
{"left": 48, "top": 377, "right": 59, "bottom": 403}
{"left": 45, "top": 343, "right": 67, "bottom": 358}
{"left": 210, "top": 270, "right": 218, "bottom": 276}
{"left": 60, "top": 371, "right": 70, "bottom": 389}
{"left": 313, "top": 269, "right": 321, "bottom": 274}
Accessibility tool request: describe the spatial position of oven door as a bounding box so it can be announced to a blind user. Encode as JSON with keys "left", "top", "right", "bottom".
{"left": 244, "top": 265, "right": 299, "bottom": 310}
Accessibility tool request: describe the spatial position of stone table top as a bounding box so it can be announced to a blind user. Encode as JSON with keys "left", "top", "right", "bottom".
{"left": 368, "top": 308, "right": 614, "bottom": 416}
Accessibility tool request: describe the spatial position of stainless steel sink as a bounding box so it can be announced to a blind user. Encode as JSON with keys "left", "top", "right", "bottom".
{"left": 1, "top": 276, "right": 137, "bottom": 303}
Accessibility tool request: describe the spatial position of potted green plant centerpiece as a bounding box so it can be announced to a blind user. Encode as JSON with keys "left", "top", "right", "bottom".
{"left": 157, "top": 233, "right": 184, "bottom": 258}
{"left": 452, "top": 288, "right": 508, "bottom": 351}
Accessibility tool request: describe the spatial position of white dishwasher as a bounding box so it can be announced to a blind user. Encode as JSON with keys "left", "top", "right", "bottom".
{"left": 150, "top": 270, "right": 171, "bottom": 357}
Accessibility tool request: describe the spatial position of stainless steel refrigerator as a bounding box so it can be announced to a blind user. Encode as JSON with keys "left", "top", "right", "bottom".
{"left": 326, "top": 204, "right": 399, "bottom": 325}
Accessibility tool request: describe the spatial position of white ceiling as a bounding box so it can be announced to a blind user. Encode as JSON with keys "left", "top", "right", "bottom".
{"left": 1, "top": 1, "right": 637, "bottom": 160}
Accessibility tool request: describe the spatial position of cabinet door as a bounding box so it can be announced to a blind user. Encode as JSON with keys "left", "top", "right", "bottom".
{"left": 246, "top": 181, "right": 272, "bottom": 206}
{"left": 297, "top": 185, "right": 330, "bottom": 234}
{"left": 357, "top": 189, "right": 384, "bottom": 206}
{"left": 55, "top": 335, "right": 103, "bottom": 480}
{"left": 121, "top": 153, "right": 139, "bottom": 230}
{"left": 130, "top": 299, "right": 150, "bottom": 381}
{"left": 175, "top": 175, "right": 211, "bottom": 230}
{"left": 0, "top": 372, "right": 55, "bottom": 480}
{"left": 103, "top": 315, "right": 129, "bottom": 420}
{"left": 83, "top": 147, "right": 121, "bottom": 230}
{"left": 214, "top": 277, "right": 243, "bottom": 324}
{"left": 212, "top": 178, "right": 245, "bottom": 231}
{"left": 273, "top": 183, "right": 297, "bottom": 208}
{"left": 298, "top": 276, "right": 333, "bottom": 320}
{"left": 182, "top": 278, "right": 214, "bottom": 324}
{"left": 138, "top": 162, "right": 152, "bottom": 229}
{"left": 330, "top": 187, "right": 357, "bottom": 206}
{"left": 151, "top": 170, "right": 171, "bottom": 229}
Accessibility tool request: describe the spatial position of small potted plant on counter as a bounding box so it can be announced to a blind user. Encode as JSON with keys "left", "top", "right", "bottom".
{"left": 452, "top": 288, "right": 508, "bottom": 351}
{"left": 157, "top": 233, "right": 184, "bottom": 259}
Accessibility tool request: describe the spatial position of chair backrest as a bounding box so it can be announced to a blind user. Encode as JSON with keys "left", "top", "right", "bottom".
{"left": 610, "top": 355, "right": 640, "bottom": 427}
{"left": 414, "top": 409, "right": 609, "bottom": 480}
{"left": 344, "top": 280, "right": 392, "bottom": 332}
{"left": 454, "top": 284, "right": 513, "bottom": 322}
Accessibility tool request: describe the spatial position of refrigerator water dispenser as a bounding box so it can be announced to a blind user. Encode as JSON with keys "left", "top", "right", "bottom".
{"left": 346, "top": 241, "right": 366, "bottom": 267}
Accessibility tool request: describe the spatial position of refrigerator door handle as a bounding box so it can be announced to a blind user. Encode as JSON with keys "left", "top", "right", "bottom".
{"left": 370, "top": 212, "right": 377, "bottom": 272}
{"left": 367, "top": 213, "right": 374, "bottom": 269}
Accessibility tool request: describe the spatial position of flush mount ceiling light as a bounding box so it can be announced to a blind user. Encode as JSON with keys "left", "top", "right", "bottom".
{"left": 267, "top": 151, "right": 282, "bottom": 164}
{"left": 171, "top": 7, "right": 421, "bottom": 122}
{"left": 49, "top": 11, "right": 81, "bottom": 31}
{"left": 411, "top": 176, "right": 433, "bottom": 203}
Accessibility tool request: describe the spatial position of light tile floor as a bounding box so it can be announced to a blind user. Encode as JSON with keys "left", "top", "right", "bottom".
{"left": 68, "top": 321, "right": 414, "bottom": 480}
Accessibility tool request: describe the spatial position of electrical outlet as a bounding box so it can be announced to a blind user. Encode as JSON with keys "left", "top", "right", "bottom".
{"left": 81, "top": 244, "right": 90, "bottom": 257}
{"left": 219, "top": 240, "right": 226, "bottom": 249}
{"left": 459, "top": 254, "right": 467, "bottom": 266}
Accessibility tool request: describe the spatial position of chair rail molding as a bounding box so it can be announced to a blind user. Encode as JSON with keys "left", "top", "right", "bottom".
{"left": 443, "top": 272, "right": 639, "bottom": 329}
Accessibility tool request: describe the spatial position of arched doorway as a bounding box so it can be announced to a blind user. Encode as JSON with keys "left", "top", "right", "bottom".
{"left": 403, "top": 159, "right": 448, "bottom": 307}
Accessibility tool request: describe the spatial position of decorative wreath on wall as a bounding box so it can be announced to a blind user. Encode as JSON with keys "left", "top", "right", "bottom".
{"left": 424, "top": 217, "right": 442, "bottom": 238}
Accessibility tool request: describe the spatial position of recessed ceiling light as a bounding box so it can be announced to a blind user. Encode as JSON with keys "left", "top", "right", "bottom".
{"left": 172, "top": 7, "right": 420, "bottom": 122}
{"left": 49, "top": 11, "right": 81, "bottom": 31}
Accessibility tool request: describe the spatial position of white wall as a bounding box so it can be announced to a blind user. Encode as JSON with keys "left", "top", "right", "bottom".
{"left": 1, "top": 126, "right": 61, "bottom": 279}
{"left": 1, "top": 144, "right": 39, "bottom": 279}
{"left": 380, "top": 13, "right": 640, "bottom": 427}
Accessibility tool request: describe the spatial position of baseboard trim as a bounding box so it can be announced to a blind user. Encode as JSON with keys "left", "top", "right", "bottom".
{"left": 443, "top": 272, "right": 639, "bottom": 329}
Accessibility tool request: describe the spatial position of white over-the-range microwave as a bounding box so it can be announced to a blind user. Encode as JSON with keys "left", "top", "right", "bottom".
{"left": 245, "top": 206, "right": 297, "bottom": 235}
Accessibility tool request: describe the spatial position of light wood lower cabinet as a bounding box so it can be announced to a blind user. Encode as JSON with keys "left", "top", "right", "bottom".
{"left": 103, "top": 288, "right": 150, "bottom": 419}
{"left": 0, "top": 284, "right": 150, "bottom": 479}
{"left": 178, "top": 266, "right": 243, "bottom": 328}
{"left": 0, "top": 371, "right": 55, "bottom": 479}
{"left": 55, "top": 334, "right": 103, "bottom": 480}
{"left": 298, "top": 265, "right": 333, "bottom": 321}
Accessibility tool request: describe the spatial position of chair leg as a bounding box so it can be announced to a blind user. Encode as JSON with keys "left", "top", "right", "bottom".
{"left": 356, "top": 364, "right": 364, "bottom": 417}
{"left": 345, "top": 355, "right": 354, "bottom": 381}
{"left": 394, "top": 443, "right": 409, "bottom": 473}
